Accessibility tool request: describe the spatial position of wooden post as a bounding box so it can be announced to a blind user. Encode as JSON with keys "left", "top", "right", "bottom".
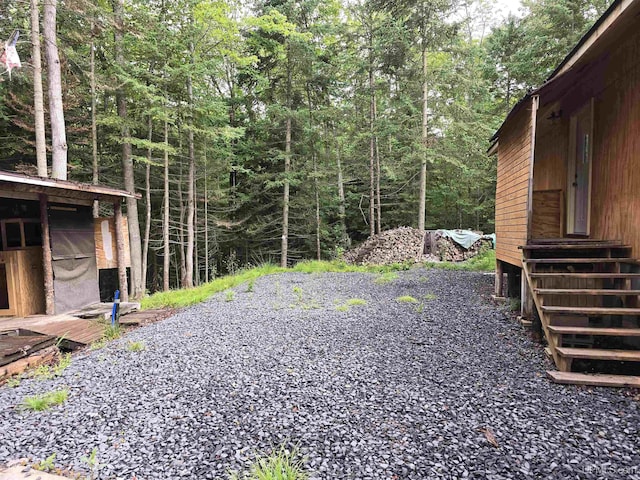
{"left": 495, "top": 260, "right": 504, "bottom": 297}
{"left": 39, "top": 194, "right": 55, "bottom": 315}
{"left": 521, "top": 270, "right": 534, "bottom": 317}
{"left": 114, "top": 201, "right": 129, "bottom": 303}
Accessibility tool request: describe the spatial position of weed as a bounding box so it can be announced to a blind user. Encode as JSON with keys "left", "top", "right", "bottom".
{"left": 293, "top": 286, "right": 303, "bottom": 304}
{"left": 225, "top": 290, "right": 236, "bottom": 302}
{"left": 346, "top": 298, "right": 366, "bottom": 306}
{"left": 90, "top": 339, "right": 107, "bottom": 350}
{"left": 335, "top": 305, "right": 349, "bottom": 312}
{"left": 509, "top": 298, "right": 521, "bottom": 311}
{"left": 34, "top": 453, "right": 56, "bottom": 472}
{"left": 6, "top": 376, "right": 21, "bottom": 388}
{"left": 103, "top": 324, "right": 122, "bottom": 341}
{"left": 52, "top": 353, "right": 71, "bottom": 376}
{"left": 424, "top": 293, "right": 437, "bottom": 301}
{"left": 80, "top": 447, "right": 104, "bottom": 479}
{"left": 374, "top": 272, "right": 399, "bottom": 285}
{"left": 414, "top": 303, "right": 424, "bottom": 313}
{"left": 228, "top": 445, "right": 308, "bottom": 480}
{"left": 21, "top": 389, "right": 69, "bottom": 412}
{"left": 32, "top": 364, "right": 53, "bottom": 380}
{"left": 127, "top": 341, "right": 145, "bottom": 352}
{"left": 396, "top": 295, "right": 419, "bottom": 303}
{"left": 246, "top": 278, "right": 255, "bottom": 293}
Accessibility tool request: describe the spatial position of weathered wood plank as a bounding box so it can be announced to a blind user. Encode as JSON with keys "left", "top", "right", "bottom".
{"left": 547, "top": 371, "right": 640, "bottom": 388}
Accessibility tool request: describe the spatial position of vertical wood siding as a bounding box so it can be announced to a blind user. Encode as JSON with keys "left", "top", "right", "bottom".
{"left": 495, "top": 103, "right": 533, "bottom": 267}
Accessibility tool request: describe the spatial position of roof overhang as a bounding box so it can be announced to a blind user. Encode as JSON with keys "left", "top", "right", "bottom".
{"left": 0, "top": 171, "right": 140, "bottom": 203}
{"left": 490, "top": 0, "right": 638, "bottom": 143}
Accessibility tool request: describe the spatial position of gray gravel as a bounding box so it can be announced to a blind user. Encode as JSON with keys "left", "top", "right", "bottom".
{"left": 1, "top": 269, "right": 639, "bottom": 480}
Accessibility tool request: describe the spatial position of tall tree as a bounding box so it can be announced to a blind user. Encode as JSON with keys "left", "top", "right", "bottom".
{"left": 31, "top": 0, "right": 47, "bottom": 177}
{"left": 43, "top": 0, "right": 67, "bottom": 179}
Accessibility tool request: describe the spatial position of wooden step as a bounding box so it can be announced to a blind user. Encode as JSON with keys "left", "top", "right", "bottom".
{"left": 543, "top": 306, "right": 640, "bottom": 316}
{"left": 521, "top": 243, "right": 629, "bottom": 251}
{"left": 556, "top": 347, "right": 640, "bottom": 362}
{"left": 525, "top": 258, "right": 640, "bottom": 264}
{"left": 529, "top": 238, "right": 621, "bottom": 245}
{"left": 547, "top": 371, "right": 640, "bottom": 388}
{"left": 548, "top": 326, "right": 640, "bottom": 337}
{"left": 530, "top": 273, "right": 640, "bottom": 279}
{"left": 535, "top": 288, "right": 640, "bottom": 296}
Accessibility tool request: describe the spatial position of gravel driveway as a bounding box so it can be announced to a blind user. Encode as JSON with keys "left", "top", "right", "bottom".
{"left": 1, "top": 269, "right": 639, "bottom": 479}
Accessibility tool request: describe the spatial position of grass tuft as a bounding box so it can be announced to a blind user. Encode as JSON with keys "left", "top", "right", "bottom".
{"left": 424, "top": 293, "right": 437, "bottom": 301}
{"left": 425, "top": 249, "right": 496, "bottom": 272}
{"left": 21, "top": 389, "right": 69, "bottom": 412}
{"left": 127, "top": 341, "right": 146, "bottom": 352}
{"left": 345, "top": 298, "right": 366, "bottom": 306}
{"left": 396, "top": 295, "right": 419, "bottom": 303}
{"left": 228, "top": 445, "right": 308, "bottom": 480}
{"left": 103, "top": 324, "right": 123, "bottom": 341}
{"left": 374, "top": 272, "right": 399, "bottom": 285}
{"left": 225, "top": 290, "right": 236, "bottom": 302}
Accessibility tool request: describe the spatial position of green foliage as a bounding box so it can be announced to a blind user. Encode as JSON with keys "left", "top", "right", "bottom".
{"left": 34, "top": 453, "right": 57, "bottom": 472}
{"left": 103, "top": 325, "right": 123, "bottom": 341}
{"left": 228, "top": 445, "right": 308, "bottom": 480}
{"left": 374, "top": 272, "right": 399, "bottom": 285}
{"left": 80, "top": 447, "right": 104, "bottom": 479}
{"left": 225, "top": 290, "right": 236, "bottom": 302}
{"left": 425, "top": 249, "right": 496, "bottom": 272}
{"left": 21, "top": 389, "right": 69, "bottom": 412}
{"left": 346, "top": 298, "right": 366, "bottom": 306}
{"left": 6, "top": 377, "right": 21, "bottom": 388}
{"left": 31, "top": 353, "right": 71, "bottom": 380}
{"left": 127, "top": 341, "right": 146, "bottom": 352}
{"left": 424, "top": 293, "right": 437, "bottom": 301}
{"left": 396, "top": 295, "right": 419, "bottom": 303}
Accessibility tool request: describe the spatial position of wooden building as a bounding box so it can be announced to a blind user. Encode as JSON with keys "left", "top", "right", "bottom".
{"left": 0, "top": 171, "right": 134, "bottom": 320}
{"left": 490, "top": 0, "right": 640, "bottom": 387}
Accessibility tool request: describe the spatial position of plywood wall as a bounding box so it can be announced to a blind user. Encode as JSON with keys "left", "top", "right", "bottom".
{"left": 495, "top": 102, "right": 533, "bottom": 267}
{"left": 533, "top": 101, "right": 569, "bottom": 192}
{"left": 94, "top": 217, "right": 130, "bottom": 270}
{"left": 590, "top": 27, "right": 640, "bottom": 255}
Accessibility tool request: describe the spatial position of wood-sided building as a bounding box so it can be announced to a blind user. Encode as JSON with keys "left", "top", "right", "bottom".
{"left": 490, "top": 0, "right": 640, "bottom": 387}
{"left": 0, "top": 171, "right": 134, "bottom": 320}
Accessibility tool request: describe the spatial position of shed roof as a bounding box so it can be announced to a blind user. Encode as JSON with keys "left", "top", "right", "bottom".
{"left": 0, "top": 171, "right": 138, "bottom": 203}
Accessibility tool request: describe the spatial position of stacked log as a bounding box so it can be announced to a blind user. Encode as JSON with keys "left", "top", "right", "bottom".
{"left": 343, "top": 227, "right": 493, "bottom": 266}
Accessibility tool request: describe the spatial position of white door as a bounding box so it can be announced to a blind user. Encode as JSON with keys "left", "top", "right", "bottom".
{"left": 568, "top": 101, "right": 593, "bottom": 235}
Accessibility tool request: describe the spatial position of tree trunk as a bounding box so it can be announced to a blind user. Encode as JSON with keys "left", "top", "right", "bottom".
{"left": 43, "top": 0, "right": 67, "bottom": 180}
{"left": 142, "top": 116, "right": 152, "bottom": 288}
{"left": 368, "top": 28, "right": 376, "bottom": 238}
{"left": 31, "top": 0, "right": 47, "bottom": 178}
{"left": 91, "top": 18, "right": 99, "bottom": 217}
{"left": 336, "top": 136, "right": 347, "bottom": 237}
{"left": 204, "top": 151, "right": 209, "bottom": 283}
{"left": 185, "top": 51, "right": 195, "bottom": 289}
{"left": 314, "top": 151, "right": 321, "bottom": 261}
{"left": 113, "top": 0, "right": 143, "bottom": 298}
{"left": 163, "top": 116, "right": 170, "bottom": 291}
{"left": 374, "top": 100, "right": 381, "bottom": 234}
{"left": 280, "top": 42, "right": 292, "bottom": 268}
{"left": 418, "top": 42, "right": 428, "bottom": 231}
{"left": 39, "top": 194, "right": 54, "bottom": 315}
{"left": 114, "top": 200, "right": 129, "bottom": 303}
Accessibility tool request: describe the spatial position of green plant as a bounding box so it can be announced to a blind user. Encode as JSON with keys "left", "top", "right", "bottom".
{"left": 32, "top": 364, "right": 53, "bottom": 380}
{"left": 52, "top": 353, "right": 71, "bottom": 376}
{"left": 374, "top": 272, "right": 399, "bottom": 285}
{"left": 6, "top": 376, "right": 21, "bottom": 388}
{"left": 396, "top": 295, "right": 419, "bottom": 303}
{"left": 228, "top": 445, "right": 308, "bottom": 480}
{"left": 90, "top": 339, "right": 107, "bottom": 350}
{"left": 414, "top": 303, "right": 424, "bottom": 313}
{"left": 346, "top": 298, "right": 366, "bottom": 306}
{"left": 225, "top": 290, "right": 236, "bottom": 302}
{"left": 34, "top": 453, "right": 56, "bottom": 472}
{"left": 424, "top": 293, "right": 437, "bottom": 301}
{"left": 335, "top": 305, "right": 349, "bottom": 312}
{"left": 246, "top": 278, "right": 255, "bottom": 293}
{"left": 80, "top": 447, "right": 104, "bottom": 479}
{"left": 103, "top": 324, "right": 122, "bottom": 341}
{"left": 127, "top": 341, "right": 146, "bottom": 352}
{"left": 510, "top": 298, "right": 521, "bottom": 311}
{"left": 21, "top": 389, "right": 69, "bottom": 412}
{"left": 292, "top": 286, "right": 303, "bottom": 304}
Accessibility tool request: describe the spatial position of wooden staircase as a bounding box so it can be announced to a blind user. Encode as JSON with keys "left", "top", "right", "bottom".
{"left": 521, "top": 238, "right": 640, "bottom": 388}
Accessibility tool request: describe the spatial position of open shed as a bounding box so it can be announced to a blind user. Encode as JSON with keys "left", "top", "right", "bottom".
{"left": 0, "top": 171, "right": 135, "bottom": 319}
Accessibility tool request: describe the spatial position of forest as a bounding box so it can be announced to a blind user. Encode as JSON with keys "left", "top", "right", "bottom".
{"left": 0, "top": 0, "right": 611, "bottom": 295}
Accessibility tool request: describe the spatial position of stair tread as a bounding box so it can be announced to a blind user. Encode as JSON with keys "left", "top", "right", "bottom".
{"left": 531, "top": 273, "right": 640, "bottom": 278}
{"left": 547, "top": 371, "right": 640, "bottom": 388}
{"left": 521, "top": 243, "right": 630, "bottom": 250}
{"left": 542, "top": 306, "right": 640, "bottom": 315}
{"left": 529, "top": 239, "right": 622, "bottom": 244}
{"left": 535, "top": 288, "right": 640, "bottom": 295}
{"left": 556, "top": 347, "right": 640, "bottom": 361}
{"left": 548, "top": 326, "right": 640, "bottom": 336}
{"left": 525, "top": 258, "right": 639, "bottom": 264}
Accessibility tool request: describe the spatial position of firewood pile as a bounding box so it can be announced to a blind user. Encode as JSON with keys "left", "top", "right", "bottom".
{"left": 343, "top": 227, "right": 493, "bottom": 266}
{"left": 428, "top": 234, "right": 493, "bottom": 262}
